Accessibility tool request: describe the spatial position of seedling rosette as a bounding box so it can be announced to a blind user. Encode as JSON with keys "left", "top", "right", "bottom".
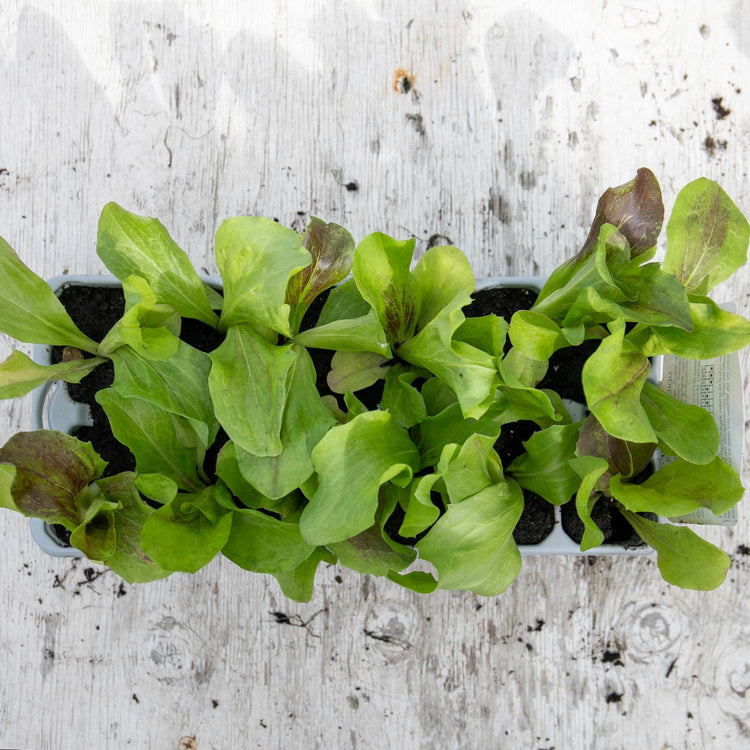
{"left": 0, "top": 168, "right": 747, "bottom": 600}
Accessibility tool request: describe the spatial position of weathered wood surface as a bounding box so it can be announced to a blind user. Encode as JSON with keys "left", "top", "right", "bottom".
{"left": 1, "top": 1, "right": 749, "bottom": 748}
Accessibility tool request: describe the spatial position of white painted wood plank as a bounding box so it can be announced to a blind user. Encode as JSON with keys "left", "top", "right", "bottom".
{"left": 1, "top": 1, "right": 749, "bottom": 748}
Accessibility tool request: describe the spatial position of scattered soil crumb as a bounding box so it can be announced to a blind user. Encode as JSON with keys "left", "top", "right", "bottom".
{"left": 606, "top": 691, "right": 624, "bottom": 704}
{"left": 703, "top": 135, "right": 728, "bottom": 157}
{"left": 601, "top": 650, "right": 624, "bottom": 666}
{"left": 527, "top": 619, "right": 545, "bottom": 632}
{"left": 711, "top": 96, "right": 731, "bottom": 120}
{"left": 737, "top": 544, "right": 750, "bottom": 556}
{"left": 269, "top": 608, "right": 327, "bottom": 637}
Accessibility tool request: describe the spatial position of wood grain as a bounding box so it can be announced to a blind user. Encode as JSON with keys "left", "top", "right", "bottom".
{"left": 1, "top": 1, "right": 749, "bottom": 748}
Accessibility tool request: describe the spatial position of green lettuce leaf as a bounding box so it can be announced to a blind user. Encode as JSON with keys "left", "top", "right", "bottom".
{"left": 398, "top": 291, "right": 497, "bottom": 418}
{"left": 609, "top": 457, "right": 744, "bottom": 517}
{"left": 416, "top": 479, "right": 523, "bottom": 596}
{"left": 327, "top": 350, "right": 390, "bottom": 394}
{"left": 507, "top": 423, "right": 581, "bottom": 504}
{"left": 379, "top": 364, "right": 428, "bottom": 429}
{"left": 215, "top": 216, "right": 311, "bottom": 335}
{"left": 568, "top": 455, "right": 609, "bottom": 551}
{"left": 208, "top": 324, "right": 296, "bottom": 456}
{"left": 0, "top": 238, "right": 98, "bottom": 351}
{"left": 222, "top": 508, "right": 316, "bottom": 574}
{"left": 582, "top": 321, "right": 656, "bottom": 443}
{"left": 235, "top": 346, "right": 337, "bottom": 499}
{"left": 272, "top": 547, "right": 332, "bottom": 602}
{"left": 286, "top": 217, "right": 355, "bottom": 333}
{"left": 97, "top": 202, "right": 219, "bottom": 326}
{"left": 299, "top": 411, "right": 420, "bottom": 545}
{"left": 621, "top": 510, "right": 730, "bottom": 590}
{"left": 412, "top": 245, "right": 475, "bottom": 328}
{"left": 663, "top": 178, "right": 750, "bottom": 295}
{"left": 352, "top": 232, "right": 421, "bottom": 343}
{"left": 640, "top": 382, "right": 718, "bottom": 464}
{"left": 293, "top": 310, "right": 391, "bottom": 356}
{"left": 96, "top": 389, "right": 204, "bottom": 491}
{"left": 0, "top": 350, "right": 105, "bottom": 399}
{"left": 140, "top": 483, "right": 233, "bottom": 573}
{"left": 316, "top": 278, "right": 371, "bottom": 325}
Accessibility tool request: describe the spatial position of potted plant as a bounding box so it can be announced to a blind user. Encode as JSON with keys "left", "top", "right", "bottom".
{"left": 0, "top": 168, "right": 747, "bottom": 601}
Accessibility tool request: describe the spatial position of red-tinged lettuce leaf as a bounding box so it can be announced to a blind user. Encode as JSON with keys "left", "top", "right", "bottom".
{"left": 0, "top": 237, "right": 98, "bottom": 351}
{"left": 609, "top": 456, "right": 744, "bottom": 517}
{"left": 582, "top": 322, "right": 656, "bottom": 443}
{"left": 96, "top": 388, "right": 204, "bottom": 492}
{"left": 415, "top": 478, "right": 524, "bottom": 596}
{"left": 208, "top": 323, "right": 296, "bottom": 457}
{"left": 95, "top": 473, "right": 171, "bottom": 583}
{"left": 576, "top": 414, "right": 655, "bottom": 487}
{"left": 0, "top": 350, "right": 106, "bottom": 400}
{"left": 222, "top": 508, "right": 316, "bottom": 574}
{"left": 215, "top": 216, "right": 311, "bottom": 336}
{"left": 0, "top": 430, "right": 106, "bottom": 527}
{"left": 235, "top": 346, "right": 337, "bottom": 499}
{"left": 507, "top": 423, "right": 581, "bottom": 505}
{"left": 568, "top": 455, "right": 608, "bottom": 551}
{"left": 97, "top": 203, "right": 219, "bottom": 327}
{"left": 640, "top": 382, "right": 718, "bottom": 464}
{"left": 352, "top": 232, "right": 421, "bottom": 343}
{"left": 286, "top": 217, "right": 355, "bottom": 333}
{"left": 412, "top": 245, "right": 475, "bottom": 329}
{"left": 299, "top": 411, "right": 420, "bottom": 545}
{"left": 620, "top": 510, "right": 730, "bottom": 590}
{"left": 576, "top": 167, "right": 664, "bottom": 262}
{"left": 663, "top": 178, "right": 750, "bottom": 295}
{"left": 140, "top": 483, "right": 233, "bottom": 573}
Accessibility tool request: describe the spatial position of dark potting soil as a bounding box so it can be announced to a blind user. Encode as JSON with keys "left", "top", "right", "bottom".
{"left": 51, "top": 284, "right": 225, "bottom": 478}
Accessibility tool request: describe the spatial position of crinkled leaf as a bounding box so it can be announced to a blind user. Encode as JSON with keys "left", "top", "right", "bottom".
{"left": 110, "top": 341, "right": 218, "bottom": 449}
{"left": 222, "top": 509, "right": 315, "bottom": 573}
{"left": 398, "top": 291, "right": 497, "bottom": 418}
{"left": 399, "top": 475, "right": 442, "bottom": 537}
{"left": 507, "top": 423, "right": 581, "bottom": 505}
{"left": 0, "top": 430, "right": 105, "bottom": 526}
{"left": 96, "top": 389, "right": 203, "bottom": 491}
{"left": 582, "top": 322, "right": 656, "bottom": 443}
{"left": 621, "top": 510, "right": 730, "bottom": 590}
{"left": 441, "top": 434, "right": 502, "bottom": 503}
{"left": 299, "top": 411, "right": 420, "bottom": 545}
{"left": 97, "top": 202, "right": 219, "bottom": 326}
{"left": 69, "top": 483, "right": 119, "bottom": 560}
{"left": 140, "top": 484, "right": 233, "bottom": 573}
{"left": 294, "top": 310, "right": 391, "bottom": 356}
{"left": 610, "top": 457, "right": 744, "bottom": 517}
{"left": 0, "top": 237, "right": 98, "bottom": 351}
{"left": 412, "top": 245, "right": 475, "bottom": 329}
{"left": 235, "top": 346, "right": 336, "bottom": 499}
{"left": 416, "top": 479, "right": 523, "bottom": 596}
{"left": 215, "top": 216, "right": 310, "bottom": 335}
{"left": 286, "top": 217, "right": 355, "bottom": 333}
{"left": 0, "top": 350, "right": 105, "bottom": 399}
{"left": 455, "top": 314, "right": 508, "bottom": 359}
{"left": 640, "top": 382, "right": 718, "bottom": 464}
{"left": 663, "top": 178, "right": 749, "bottom": 295}
{"left": 352, "top": 232, "right": 421, "bottom": 343}
{"left": 327, "top": 350, "right": 390, "bottom": 394}
{"left": 208, "top": 324, "right": 295, "bottom": 456}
